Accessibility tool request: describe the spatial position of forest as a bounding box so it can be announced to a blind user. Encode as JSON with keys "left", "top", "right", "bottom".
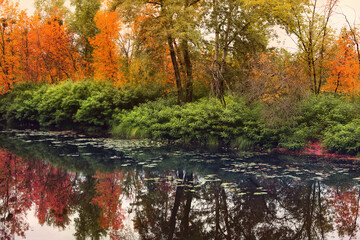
{"left": 1, "top": 0, "right": 360, "bottom": 155}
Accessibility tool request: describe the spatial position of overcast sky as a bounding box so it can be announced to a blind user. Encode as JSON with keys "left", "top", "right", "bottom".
{"left": 17, "top": 0, "right": 360, "bottom": 51}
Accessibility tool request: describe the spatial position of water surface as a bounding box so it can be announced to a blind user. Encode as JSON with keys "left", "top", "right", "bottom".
{"left": 1, "top": 130, "right": 360, "bottom": 239}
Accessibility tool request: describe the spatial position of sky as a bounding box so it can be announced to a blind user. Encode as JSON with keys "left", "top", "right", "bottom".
{"left": 16, "top": 0, "right": 360, "bottom": 51}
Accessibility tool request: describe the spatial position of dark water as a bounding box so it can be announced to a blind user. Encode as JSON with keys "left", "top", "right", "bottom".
{"left": 1, "top": 130, "right": 360, "bottom": 240}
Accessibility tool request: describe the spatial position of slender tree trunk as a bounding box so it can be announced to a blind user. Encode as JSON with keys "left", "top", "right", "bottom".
{"left": 167, "top": 35, "right": 183, "bottom": 106}
{"left": 211, "top": 0, "right": 231, "bottom": 105}
{"left": 181, "top": 40, "right": 193, "bottom": 102}
{"left": 212, "top": 0, "right": 220, "bottom": 98}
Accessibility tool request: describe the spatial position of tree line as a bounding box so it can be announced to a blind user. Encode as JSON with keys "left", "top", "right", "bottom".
{"left": 1, "top": 0, "right": 360, "bottom": 103}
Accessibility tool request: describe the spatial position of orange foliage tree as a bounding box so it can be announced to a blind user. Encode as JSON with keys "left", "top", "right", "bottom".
{"left": 324, "top": 30, "right": 360, "bottom": 94}
{"left": 24, "top": 14, "right": 82, "bottom": 83}
{"left": 1, "top": 0, "right": 84, "bottom": 90}
{"left": 90, "top": 10, "right": 122, "bottom": 85}
{"left": 0, "top": 0, "right": 22, "bottom": 93}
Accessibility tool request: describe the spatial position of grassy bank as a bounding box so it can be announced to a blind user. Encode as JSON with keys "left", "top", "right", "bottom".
{"left": 2, "top": 81, "right": 360, "bottom": 156}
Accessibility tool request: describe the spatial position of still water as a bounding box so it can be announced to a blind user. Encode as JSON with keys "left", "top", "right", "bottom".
{"left": 1, "top": 130, "right": 360, "bottom": 240}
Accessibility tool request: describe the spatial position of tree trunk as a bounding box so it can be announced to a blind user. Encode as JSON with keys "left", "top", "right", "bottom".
{"left": 181, "top": 40, "right": 193, "bottom": 102}
{"left": 167, "top": 35, "right": 183, "bottom": 106}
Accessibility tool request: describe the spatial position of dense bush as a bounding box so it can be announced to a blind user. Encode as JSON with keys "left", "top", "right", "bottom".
{"left": 277, "top": 94, "right": 360, "bottom": 151}
{"left": 0, "top": 83, "right": 43, "bottom": 128}
{"left": 112, "top": 96, "right": 264, "bottom": 149}
{"left": 112, "top": 93, "right": 360, "bottom": 154}
{"left": 323, "top": 120, "right": 360, "bottom": 155}
{"left": 0, "top": 80, "right": 163, "bottom": 131}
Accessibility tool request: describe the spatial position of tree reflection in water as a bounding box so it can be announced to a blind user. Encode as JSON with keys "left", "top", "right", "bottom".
{"left": 0, "top": 141, "right": 360, "bottom": 239}
{"left": 131, "top": 174, "right": 338, "bottom": 240}
{"left": 0, "top": 149, "right": 31, "bottom": 239}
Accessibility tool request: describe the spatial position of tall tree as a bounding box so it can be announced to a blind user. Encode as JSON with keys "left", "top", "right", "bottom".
{"left": 90, "top": 10, "right": 122, "bottom": 83}
{"left": 70, "top": 0, "right": 101, "bottom": 73}
{"left": 0, "top": 0, "right": 22, "bottom": 93}
{"left": 27, "top": 14, "right": 81, "bottom": 83}
{"left": 250, "top": 0, "right": 338, "bottom": 94}
{"left": 111, "top": 0, "right": 201, "bottom": 105}
{"left": 204, "top": 0, "right": 270, "bottom": 104}
{"left": 324, "top": 29, "right": 360, "bottom": 94}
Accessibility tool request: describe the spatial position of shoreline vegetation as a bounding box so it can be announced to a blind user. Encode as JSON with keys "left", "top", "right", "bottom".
{"left": 1, "top": 81, "right": 360, "bottom": 157}
{"left": 2, "top": 0, "right": 360, "bottom": 157}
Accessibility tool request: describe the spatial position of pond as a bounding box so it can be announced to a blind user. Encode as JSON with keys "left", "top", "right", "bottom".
{"left": 1, "top": 130, "right": 360, "bottom": 239}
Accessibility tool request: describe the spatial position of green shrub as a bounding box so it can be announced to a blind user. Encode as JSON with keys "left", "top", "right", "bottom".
{"left": 278, "top": 126, "right": 310, "bottom": 151}
{"left": 112, "top": 96, "right": 263, "bottom": 149}
{"left": 273, "top": 94, "right": 360, "bottom": 151}
{"left": 295, "top": 94, "right": 358, "bottom": 140}
{"left": 112, "top": 97, "right": 177, "bottom": 138}
{"left": 1, "top": 83, "right": 44, "bottom": 127}
{"left": 75, "top": 86, "right": 116, "bottom": 128}
{"left": 0, "top": 80, "right": 163, "bottom": 132}
{"left": 36, "top": 82, "right": 73, "bottom": 128}
{"left": 323, "top": 120, "right": 360, "bottom": 155}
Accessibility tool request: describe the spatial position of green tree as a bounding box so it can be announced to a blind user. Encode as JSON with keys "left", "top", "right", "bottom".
{"left": 69, "top": 0, "right": 101, "bottom": 69}
{"left": 204, "top": 0, "right": 270, "bottom": 104}
{"left": 250, "top": 0, "right": 338, "bottom": 94}
{"left": 112, "top": 0, "right": 201, "bottom": 105}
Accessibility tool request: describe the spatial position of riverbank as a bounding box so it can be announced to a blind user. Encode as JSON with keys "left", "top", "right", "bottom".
{"left": 1, "top": 81, "right": 360, "bottom": 156}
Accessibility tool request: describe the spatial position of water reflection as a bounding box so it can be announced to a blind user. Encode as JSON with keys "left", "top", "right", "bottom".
{"left": 0, "top": 130, "right": 360, "bottom": 239}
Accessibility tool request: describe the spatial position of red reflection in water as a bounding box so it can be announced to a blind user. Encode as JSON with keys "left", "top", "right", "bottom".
{"left": 327, "top": 188, "right": 360, "bottom": 237}
{"left": 0, "top": 149, "right": 31, "bottom": 238}
{"left": 92, "top": 171, "right": 125, "bottom": 240}
{"left": 31, "top": 161, "right": 77, "bottom": 228}
{"left": 0, "top": 147, "right": 126, "bottom": 239}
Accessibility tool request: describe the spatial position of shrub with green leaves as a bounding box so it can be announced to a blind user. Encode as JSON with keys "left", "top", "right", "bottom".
{"left": 323, "top": 120, "right": 360, "bottom": 155}
{"left": 0, "top": 83, "right": 44, "bottom": 127}
{"left": 295, "top": 94, "right": 358, "bottom": 139}
{"left": 276, "top": 94, "right": 360, "bottom": 151}
{"left": 0, "top": 80, "right": 163, "bottom": 131}
{"left": 112, "top": 96, "right": 264, "bottom": 148}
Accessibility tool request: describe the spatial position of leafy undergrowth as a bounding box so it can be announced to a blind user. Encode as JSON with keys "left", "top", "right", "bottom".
{"left": 112, "top": 94, "right": 360, "bottom": 156}
{"left": 0, "top": 80, "right": 163, "bottom": 132}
